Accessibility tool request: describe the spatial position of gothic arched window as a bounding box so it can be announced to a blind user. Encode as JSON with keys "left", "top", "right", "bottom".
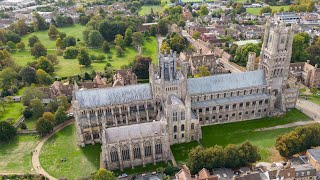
{"left": 121, "top": 145, "right": 130, "bottom": 161}
{"left": 133, "top": 143, "right": 141, "bottom": 159}
{"left": 181, "top": 124, "right": 185, "bottom": 131}
{"left": 110, "top": 147, "right": 119, "bottom": 162}
{"left": 155, "top": 140, "right": 162, "bottom": 154}
{"left": 85, "top": 134, "right": 91, "bottom": 141}
{"left": 144, "top": 141, "right": 152, "bottom": 157}
{"left": 191, "top": 123, "right": 194, "bottom": 130}
{"left": 173, "top": 125, "right": 177, "bottom": 132}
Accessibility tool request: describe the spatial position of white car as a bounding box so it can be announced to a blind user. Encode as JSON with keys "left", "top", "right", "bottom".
{"left": 118, "top": 173, "right": 128, "bottom": 179}
{"left": 67, "top": 113, "right": 74, "bottom": 117}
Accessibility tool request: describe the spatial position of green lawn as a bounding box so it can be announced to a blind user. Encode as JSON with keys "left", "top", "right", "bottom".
{"left": 139, "top": 6, "right": 165, "bottom": 16}
{"left": 0, "top": 135, "right": 39, "bottom": 173}
{"left": 40, "top": 124, "right": 101, "bottom": 180}
{"left": 12, "top": 34, "right": 158, "bottom": 78}
{"left": 171, "top": 141, "right": 200, "bottom": 164}
{"left": 300, "top": 94, "right": 320, "bottom": 105}
{"left": 21, "top": 24, "right": 86, "bottom": 50}
{"left": 0, "top": 102, "right": 24, "bottom": 123}
{"left": 172, "top": 109, "right": 310, "bottom": 164}
{"left": 246, "top": 5, "right": 290, "bottom": 15}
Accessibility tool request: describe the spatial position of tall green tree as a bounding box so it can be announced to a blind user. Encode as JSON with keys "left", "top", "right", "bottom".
{"left": 28, "top": 35, "right": 39, "bottom": 47}
{"left": 32, "top": 12, "right": 48, "bottom": 31}
{"left": 36, "top": 56, "right": 54, "bottom": 74}
{"left": 22, "top": 86, "right": 44, "bottom": 106}
{"left": 31, "top": 42, "right": 47, "bottom": 58}
{"left": 124, "top": 28, "right": 133, "bottom": 46}
{"left": 88, "top": 30, "right": 104, "bottom": 47}
{"left": 0, "top": 121, "right": 17, "bottom": 142}
{"left": 77, "top": 48, "right": 91, "bottom": 66}
{"left": 30, "top": 98, "right": 45, "bottom": 118}
{"left": 19, "top": 66, "right": 36, "bottom": 84}
{"left": 48, "top": 25, "right": 60, "bottom": 40}
{"left": 291, "top": 34, "right": 308, "bottom": 62}
{"left": 199, "top": 6, "right": 209, "bottom": 16}
{"left": 36, "top": 117, "right": 53, "bottom": 137}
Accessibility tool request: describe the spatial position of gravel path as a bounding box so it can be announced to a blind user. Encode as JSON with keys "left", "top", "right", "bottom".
{"left": 255, "top": 120, "right": 316, "bottom": 132}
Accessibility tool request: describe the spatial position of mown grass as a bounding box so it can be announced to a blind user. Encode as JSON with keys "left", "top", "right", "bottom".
{"left": 0, "top": 102, "right": 24, "bottom": 123}
{"left": 139, "top": 5, "right": 165, "bottom": 16}
{"left": 40, "top": 124, "right": 101, "bottom": 180}
{"left": 0, "top": 135, "right": 39, "bottom": 173}
{"left": 246, "top": 5, "right": 290, "bottom": 15}
{"left": 171, "top": 109, "right": 310, "bottom": 164}
{"left": 170, "top": 141, "right": 200, "bottom": 164}
{"left": 113, "top": 162, "right": 171, "bottom": 176}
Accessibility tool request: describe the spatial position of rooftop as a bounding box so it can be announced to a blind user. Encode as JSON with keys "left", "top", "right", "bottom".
{"left": 187, "top": 70, "right": 266, "bottom": 95}
{"left": 75, "top": 84, "right": 153, "bottom": 108}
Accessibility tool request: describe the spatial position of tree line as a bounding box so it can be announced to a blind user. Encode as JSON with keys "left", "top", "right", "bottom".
{"left": 188, "top": 141, "right": 261, "bottom": 174}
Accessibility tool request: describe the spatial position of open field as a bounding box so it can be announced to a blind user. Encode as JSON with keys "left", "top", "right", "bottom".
{"left": 246, "top": 5, "right": 290, "bottom": 15}
{"left": 12, "top": 32, "right": 158, "bottom": 77}
{"left": 171, "top": 109, "right": 311, "bottom": 164}
{"left": 0, "top": 102, "right": 24, "bottom": 123}
{"left": 139, "top": 5, "right": 165, "bottom": 16}
{"left": 40, "top": 124, "right": 101, "bottom": 179}
{"left": 0, "top": 135, "right": 39, "bottom": 173}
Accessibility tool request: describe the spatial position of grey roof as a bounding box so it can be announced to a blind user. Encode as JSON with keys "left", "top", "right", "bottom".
{"left": 75, "top": 84, "right": 153, "bottom": 108}
{"left": 307, "top": 149, "right": 320, "bottom": 162}
{"left": 192, "top": 93, "right": 269, "bottom": 108}
{"left": 104, "top": 121, "right": 162, "bottom": 143}
{"left": 187, "top": 70, "right": 266, "bottom": 95}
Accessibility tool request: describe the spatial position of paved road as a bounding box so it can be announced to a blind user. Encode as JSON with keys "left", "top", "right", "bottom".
{"left": 32, "top": 120, "right": 74, "bottom": 180}
{"left": 296, "top": 98, "right": 320, "bottom": 122}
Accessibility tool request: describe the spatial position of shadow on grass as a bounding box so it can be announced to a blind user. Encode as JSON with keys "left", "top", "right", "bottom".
{"left": 80, "top": 143, "right": 101, "bottom": 170}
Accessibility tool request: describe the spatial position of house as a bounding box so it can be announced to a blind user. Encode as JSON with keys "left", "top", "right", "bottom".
{"left": 306, "top": 149, "right": 320, "bottom": 172}
{"left": 113, "top": 69, "right": 137, "bottom": 87}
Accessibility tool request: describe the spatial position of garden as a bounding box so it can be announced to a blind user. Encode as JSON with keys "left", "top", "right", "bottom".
{"left": 171, "top": 109, "right": 311, "bottom": 165}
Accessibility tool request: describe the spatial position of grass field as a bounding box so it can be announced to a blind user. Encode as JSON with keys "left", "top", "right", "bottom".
{"left": 0, "top": 102, "right": 24, "bottom": 123}
{"left": 0, "top": 135, "right": 39, "bottom": 173}
{"left": 13, "top": 29, "right": 158, "bottom": 78}
{"left": 40, "top": 124, "right": 101, "bottom": 179}
{"left": 113, "top": 162, "right": 170, "bottom": 176}
{"left": 139, "top": 5, "right": 165, "bottom": 16}
{"left": 171, "top": 109, "right": 311, "bottom": 164}
{"left": 300, "top": 94, "right": 320, "bottom": 105}
{"left": 170, "top": 141, "right": 200, "bottom": 164}
{"left": 246, "top": 5, "right": 290, "bottom": 15}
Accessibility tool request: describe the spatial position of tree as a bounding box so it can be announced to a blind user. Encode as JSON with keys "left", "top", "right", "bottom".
{"left": 30, "top": 98, "right": 45, "bottom": 118}
{"left": 78, "top": 48, "right": 91, "bottom": 66}
{"left": 16, "top": 42, "right": 25, "bottom": 51}
{"left": 42, "top": 112, "right": 54, "bottom": 122}
{"left": 54, "top": 106, "right": 68, "bottom": 125}
{"left": 132, "top": 56, "right": 152, "bottom": 79}
{"left": 224, "top": 144, "right": 241, "bottom": 168}
{"left": 150, "top": 25, "right": 157, "bottom": 36}
{"left": 28, "top": 35, "right": 39, "bottom": 47}
{"left": 102, "top": 41, "right": 110, "bottom": 53}
{"left": 63, "top": 36, "right": 76, "bottom": 48}
{"left": 94, "top": 168, "right": 116, "bottom": 180}
{"left": 114, "top": 34, "right": 125, "bottom": 48}
{"left": 36, "top": 69, "right": 53, "bottom": 85}
{"left": 169, "top": 33, "right": 187, "bottom": 53}
{"left": 239, "top": 141, "right": 261, "bottom": 165}
{"left": 31, "top": 42, "right": 47, "bottom": 58}
{"left": 47, "top": 54, "right": 59, "bottom": 65}
{"left": 291, "top": 34, "right": 308, "bottom": 62}
{"left": 115, "top": 45, "right": 124, "bottom": 57}
{"left": 22, "top": 86, "right": 44, "bottom": 106}
{"left": 36, "top": 117, "right": 53, "bottom": 137}
{"left": 160, "top": 41, "right": 171, "bottom": 54}
{"left": 56, "top": 38, "right": 64, "bottom": 49}
{"left": 158, "top": 19, "right": 168, "bottom": 36}
{"left": 48, "top": 24, "right": 60, "bottom": 40}
{"left": 63, "top": 46, "right": 79, "bottom": 59}
{"left": 124, "top": 28, "right": 133, "bottom": 46}
{"left": 132, "top": 32, "right": 144, "bottom": 52}
{"left": 233, "top": 43, "right": 260, "bottom": 66}
{"left": 260, "top": 6, "right": 272, "bottom": 14}
{"left": 36, "top": 56, "right": 54, "bottom": 74}
{"left": 33, "top": 12, "right": 48, "bottom": 31}
{"left": 194, "top": 66, "right": 210, "bottom": 77}
{"left": 0, "top": 121, "right": 17, "bottom": 142}
{"left": 178, "top": 20, "right": 186, "bottom": 28}
{"left": 14, "top": 19, "right": 28, "bottom": 36}
{"left": 192, "top": 31, "right": 201, "bottom": 40}
{"left": 199, "top": 6, "right": 209, "bottom": 16}
{"left": 88, "top": 30, "right": 104, "bottom": 47}
{"left": 57, "top": 95, "right": 69, "bottom": 110}
{"left": 0, "top": 68, "right": 18, "bottom": 87}
{"left": 4, "top": 30, "right": 21, "bottom": 43}
{"left": 19, "top": 66, "right": 36, "bottom": 84}
{"left": 6, "top": 41, "right": 16, "bottom": 50}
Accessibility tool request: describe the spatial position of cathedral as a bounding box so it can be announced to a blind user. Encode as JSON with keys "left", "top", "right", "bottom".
{"left": 71, "top": 20, "right": 299, "bottom": 170}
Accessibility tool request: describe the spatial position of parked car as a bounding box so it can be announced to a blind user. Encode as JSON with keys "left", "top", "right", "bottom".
{"left": 118, "top": 173, "right": 128, "bottom": 179}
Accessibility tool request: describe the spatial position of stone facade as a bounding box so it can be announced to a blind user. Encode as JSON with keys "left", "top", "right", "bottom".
{"left": 112, "top": 69, "right": 137, "bottom": 87}
{"left": 72, "top": 20, "right": 298, "bottom": 170}
{"left": 289, "top": 60, "right": 320, "bottom": 88}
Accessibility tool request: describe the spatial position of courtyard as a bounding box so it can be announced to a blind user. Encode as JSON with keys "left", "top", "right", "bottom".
{"left": 171, "top": 109, "right": 311, "bottom": 164}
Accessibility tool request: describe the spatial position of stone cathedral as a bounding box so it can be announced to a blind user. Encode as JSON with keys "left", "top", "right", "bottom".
{"left": 72, "top": 20, "right": 299, "bottom": 170}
